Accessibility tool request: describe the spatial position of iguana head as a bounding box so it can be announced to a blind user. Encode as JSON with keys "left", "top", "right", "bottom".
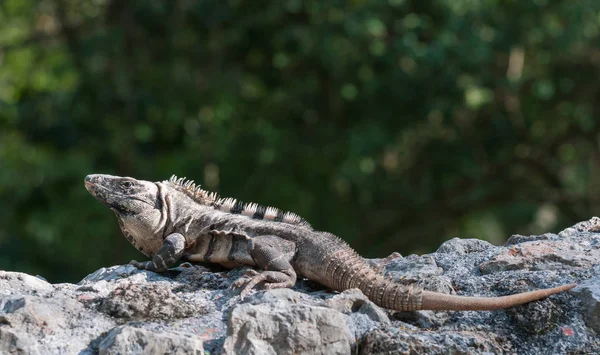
{"left": 84, "top": 174, "right": 164, "bottom": 256}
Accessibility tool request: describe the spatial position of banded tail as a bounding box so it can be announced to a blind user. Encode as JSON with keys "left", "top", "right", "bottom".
{"left": 321, "top": 248, "right": 575, "bottom": 311}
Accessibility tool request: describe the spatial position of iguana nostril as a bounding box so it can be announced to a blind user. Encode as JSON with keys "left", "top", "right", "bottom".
{"left": 85, "top": 175, "right": 100, "bottom": 183}
{"left": 84, "top": 175, "right": 95, "bottom": 188}
{"left": 85, "top": 174, "right": 103, "bottom": 185}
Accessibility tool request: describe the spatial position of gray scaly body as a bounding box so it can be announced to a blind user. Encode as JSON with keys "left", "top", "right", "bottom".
{"left": 85, "top": 174, "right": 575, "bottom": 311}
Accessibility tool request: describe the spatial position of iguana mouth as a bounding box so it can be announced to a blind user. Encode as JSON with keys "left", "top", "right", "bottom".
{"left": 84, "top": 175, "right": 102, "bottom": 192}
{"left": 84, "top": 175, "right": 153, "bottom": 208}
{"left": 84, "top": 177, "right": 113, "bottom": 197}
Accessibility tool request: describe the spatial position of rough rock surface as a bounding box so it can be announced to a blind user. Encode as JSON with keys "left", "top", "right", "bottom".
{"left": 222, "top": 289, "right": 352, "bottom": 355}
{"left": 2, "top": 218, "right": 600, "bottom": 354}
{"left": 98, "top": 325, "right": 204, "bottom": 355}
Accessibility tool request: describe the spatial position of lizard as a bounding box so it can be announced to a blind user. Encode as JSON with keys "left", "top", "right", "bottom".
{"left": 84, "top": 174, "right": 576, "bottom": 311}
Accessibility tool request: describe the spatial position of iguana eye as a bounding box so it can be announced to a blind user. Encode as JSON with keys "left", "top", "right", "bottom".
{"left": 122, "top": 181, "right": 133, "bottom": 188}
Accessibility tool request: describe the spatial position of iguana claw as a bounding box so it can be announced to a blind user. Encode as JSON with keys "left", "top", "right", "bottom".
{"left": 232, "top": 269, "right": 262, "bottom": 298}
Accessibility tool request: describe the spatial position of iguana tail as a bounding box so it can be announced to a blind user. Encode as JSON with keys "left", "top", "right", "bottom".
{"left": 419, "top": 283, "right": 576, "bottom": 311}
{"left": 320, "top": 246, "right": 575, "bottom": 311}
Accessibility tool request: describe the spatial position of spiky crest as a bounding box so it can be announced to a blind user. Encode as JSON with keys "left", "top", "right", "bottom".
{"left": 164, "top": 175, "right": 311, "bottom": 228}
{"left": 163, "top": 175, "right": 218, "bottom": 205}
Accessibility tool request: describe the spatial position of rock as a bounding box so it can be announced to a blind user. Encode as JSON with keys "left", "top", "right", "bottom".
{"left": 97, "top": 282, "right": 207, "bottom": 320}
{"left": 324, "top": 288, "right": 371, "bottom": 313}
{"left": 505, "top": 233, "right": 557, "bottom": 245}
{"left": 559, "top": 217, "right": 600, "bottom": 236}
{"left": 222, "top": 300, "right": 352, "bottom": 355}
{"left": 380, "top": 254, "right": 455, "bottom": 294}
{"left": 436, "top": 238, "right": 495, "bottom": 255}
{"left": 572, "top": 277, "right": 600, "bottom": 333}
{"left": 479, "top": 239, "right": 600, "bottom": 274}
{"left": 383, "top": 254, "right": 442, "bottom": 282}
{"left": 79, "top": 265, "right": 142, "bottom": 284}
{"left": 0, "top": 293, "right": 114, "bottom": 354}
{"left": 505, "top": 295, "right": 569, "bottom": 335}
{"left": 323, "top": 289, "right": 390, "bottom": 324}
{"left": 245, "top": 287, "right": 302, "bottom": 305}
{"left": 3, "top": 218, "right": 600, "bottom": 354}
{"left": 98, "top": 325, "right": 204, "bottom": 355}
{"left": 0, "top": 271, "right": 53, "bottom": 297}
{"left": 172, "top": 264, "right": 233, "bottom": 291}
{"left": 357, "top": 301, "right": 391, "bottom": 324}
{"left": 360, "top": 328, "right": 511, "bottom": 354}
{"left": 318, "top": 289, "right": 391, "bottom": 346}
{"left": 0, "top": 327, "right": 39, "bottom": 355}
{"left": 392, "top": 310, "right": 449, "bottom": 329}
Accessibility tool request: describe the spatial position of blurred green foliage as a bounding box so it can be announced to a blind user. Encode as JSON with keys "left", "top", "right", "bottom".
{"left": 1, "top": 0, "right": 600, "bottom": 282}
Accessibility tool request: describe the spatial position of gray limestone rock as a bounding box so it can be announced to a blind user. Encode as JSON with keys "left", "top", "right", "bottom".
{"left": 98, "top": 325, "right": 204, "bottom": 355}
{"left": 322, "top": 288, "right": 390, "bottom": 324}
{"left": 222, "top": 299, "right": 352, "bottom": 355}
{"left": 0, "top": 294, "right": 114, "bottom": 354}
{"left": 359, "top": 328, "right": 512, "bottom": 354}
{"left": 0, "top": 271, "right": 53, "bottom": 296}
{"left": 436, "top": 237, "right": 496, "bottom": 255}
{"left": 479, "top": 239, "right": 600, "bottom": 274}
{"left": 96, "top": 282, "right": 207, "bottom": 320}
{"left": 572, "top": 277, "right": 600, "bottom": 333}
{"left": 559, "top": 216, "right": 600, "bottom": 236}
{"left": 2, "top": 218, "right": 600, "bottom": 354}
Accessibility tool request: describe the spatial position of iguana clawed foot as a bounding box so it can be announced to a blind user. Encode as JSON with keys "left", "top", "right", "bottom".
{"left": 128, "top": 233, "right": 186, "bottom": 272}
{"left": 129, "top": 260, "right": 154, "bottom": 270}
{"left": 373, "top": 252, "right": 402, "bottom": 274}
{"left": 233, "top": 268, "right": 296, "bottom": 299}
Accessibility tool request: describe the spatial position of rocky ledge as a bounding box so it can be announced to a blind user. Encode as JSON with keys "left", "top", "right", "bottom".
{"left": 2, "top": 219, "right": 600, "bottom": 354}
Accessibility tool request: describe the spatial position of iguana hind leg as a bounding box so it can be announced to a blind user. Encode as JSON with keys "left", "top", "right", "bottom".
{"left": 232, "top": 235, "right": 297, "bottom": 298}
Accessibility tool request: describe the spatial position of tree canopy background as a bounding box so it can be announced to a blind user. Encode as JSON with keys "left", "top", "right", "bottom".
{"left": 1, "top": 0, "right": 600, "bottom": 283}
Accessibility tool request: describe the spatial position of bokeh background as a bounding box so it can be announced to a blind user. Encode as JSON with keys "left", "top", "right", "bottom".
{"left": 1, "top": 0, "right": 600, "bottom": 283}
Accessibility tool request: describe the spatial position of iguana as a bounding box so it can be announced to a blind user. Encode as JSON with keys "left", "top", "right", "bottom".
{"left": 84, "top": 174, "right": 575, "bottom": 311}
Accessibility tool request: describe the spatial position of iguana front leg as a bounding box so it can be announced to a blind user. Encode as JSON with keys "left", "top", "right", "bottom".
{"left": 130, "top": 230, "right": 297, "bottom": 298}
{"left": 130, "top": 233, "right": 186, "bottom": 272}
{"left": 231, "top": 235, "right": 297, "bottom": 298}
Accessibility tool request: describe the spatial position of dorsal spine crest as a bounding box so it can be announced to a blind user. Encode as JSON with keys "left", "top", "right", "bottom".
{"left": 165, "top": 175, "right": 311, "bottom": 228}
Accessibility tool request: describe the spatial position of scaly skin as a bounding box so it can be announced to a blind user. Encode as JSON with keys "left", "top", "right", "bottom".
{"left": 84, "top": 174, "right": 575, "bottom": 311}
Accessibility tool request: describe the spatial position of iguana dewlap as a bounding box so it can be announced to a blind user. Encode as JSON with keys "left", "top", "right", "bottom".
{"left": 84, "top": 174, "right": 575, "bottom": 311}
